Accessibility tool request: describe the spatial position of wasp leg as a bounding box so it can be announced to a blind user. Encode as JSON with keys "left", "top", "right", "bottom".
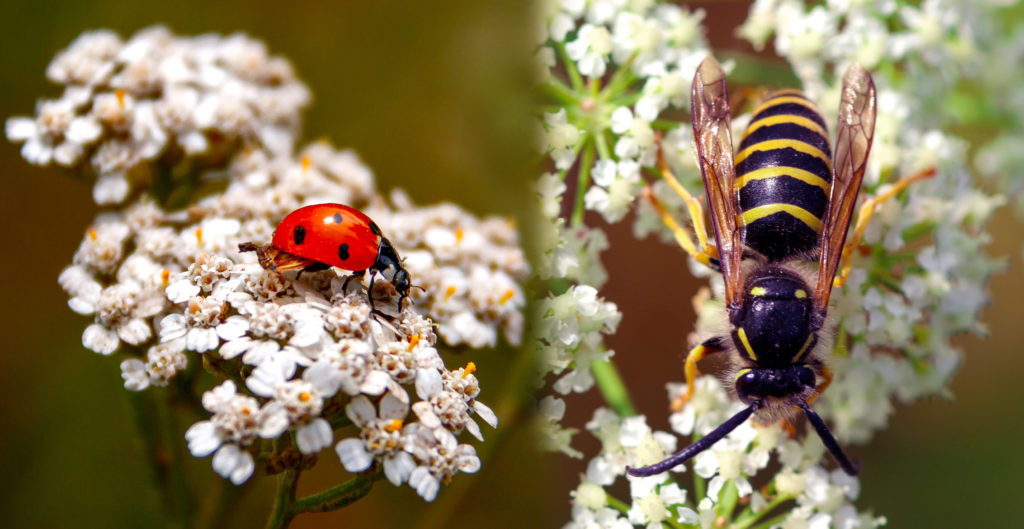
{"left": 833, "top": 166, "right": 937, "bottom": 287}
{"left": 644, "top": 133, "right": 719, "bottom": 270}
{"left": 671, "top": 338, "right": 727, "bottom": 411}
{"left": 806, "top": 364, "right": 834, "bottom": 405}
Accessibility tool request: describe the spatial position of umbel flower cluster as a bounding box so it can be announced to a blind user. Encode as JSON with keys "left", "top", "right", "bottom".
{"left": 7, "top": 26, "right": 526, "bottom": 508}
{"left": 535, "top": 1, "right": 1005, "bottom": 528}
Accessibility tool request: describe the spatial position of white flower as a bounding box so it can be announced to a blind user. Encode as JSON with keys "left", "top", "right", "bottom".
{"left": 335, "top": 394, "right": 414, "bottom": 486}
{"left": 185, "top": 381, "right": 261, "bottom": 484}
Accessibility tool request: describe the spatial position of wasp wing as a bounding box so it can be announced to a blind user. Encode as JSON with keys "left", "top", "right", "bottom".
{"left": 815, "top": 64, "right": 876, "bottom": 311}
{"left": 691, "top": 56, "right": 744, "bottom": 316}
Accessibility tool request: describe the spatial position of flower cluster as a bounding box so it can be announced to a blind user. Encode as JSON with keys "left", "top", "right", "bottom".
{"left": 11, "top": 27, "right": 527, "bottom": 503}
{"left": 535, "top": 1, "right": 1005, "bottom": 527}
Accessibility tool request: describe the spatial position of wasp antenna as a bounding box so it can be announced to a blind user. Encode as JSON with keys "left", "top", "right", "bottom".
{"left": 800, "top": 401, "right": 859, "bottom": 476}
{"left": 626, "top": 401, "right": 762, "bottom": 477}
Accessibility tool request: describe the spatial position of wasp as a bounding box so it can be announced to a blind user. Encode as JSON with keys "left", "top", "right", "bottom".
{"left": 627, "top": 57, "right": 933, "bottom": 477}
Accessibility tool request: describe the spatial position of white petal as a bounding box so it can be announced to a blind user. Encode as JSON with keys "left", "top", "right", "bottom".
{"left": 383, "top": 452, "right": 416, "bottom": 486}
{"left": 216, "top": 316, "right": 249, "bottom": 341}
{"left": 303, "top": 361, "right": 342, "bottom": 398}
{"left": 415, "top": 368, "right": 443, "bottom": 400}
{"left": 335, "top": 438, "right": 374, "bottom": 472}
{"left": 241, "top": 340, "right": 280, "bottom": 365}
{"left": 212, "top": 444, "right": 254, "bottom": 484}
{"left": 379, "top": 393, "right": 409, "bottom": 421}
{"left": 345, "top": 396, "right": 377, "bottom": 426}
{"left": 473, "top": 401, "right": 498, "bottom": 428}
{"left": 186, "top": 327, "right": 219, "bottom": 352}
{"left": 159, "top": 313, "right": 187, "bottom": 341}
{"left": 202, "top": 380, "right": 237, "bottom": 411}
{"left": 5, "top": 117, "right": 36, "bottom": 141}
{"left": 296, "top": 418, "right": 333, "bottom": 454}
{"left": 166, "top": 279, "right": 200, "bottom": 303}
{"left": 118, "top": 318, "right": 152, "bottom": 346}
{"left": 68, "top": 296, "right": 97, "bottom": 315}
{"left": 22, "top": 137, "right": 53, "bottom": 165}
{"left": 120, "top": 359, "right": 150, "bottom": 391}
{"left": 246, "top": 359, "right": 290, "bottom": 397}
{"left": 359, "top": 370, "right": 389, "bottom": 396}
{"left": 408, "top": 467, "right": 440, "bottom": 502}
{"left": 219, "top": 337, "right": 252, "bottom": 359}
{"left": 258, "top": 402, "right": 290, "bottom": 438}
{"left": 83, "top": 323, "right": 119, "bottom": 355}
{"left": 185, "top": 421, "right": 221, "bottom": 457}
{"left": 93, "top": 174, "right": 130, "bottom": 205}
{"left": 465, "top": 418, "right": 483, "bottom": 441}
{"left": 412, "top": 402, "right": 441, "bottom": 429}
{"left": 66, "top": 117, "right": 102, "bottom": 144}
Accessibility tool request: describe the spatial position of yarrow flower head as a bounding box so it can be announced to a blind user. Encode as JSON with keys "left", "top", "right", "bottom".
{"left": 10, "top": 26, "right": 528, "bottom": 512}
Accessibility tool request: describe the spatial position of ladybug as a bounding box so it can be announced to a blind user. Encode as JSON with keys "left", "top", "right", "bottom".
{"left": 239, "top": 204, "right": 410, "bottom": 309}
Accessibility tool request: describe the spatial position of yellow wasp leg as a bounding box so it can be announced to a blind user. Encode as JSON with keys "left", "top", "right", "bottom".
{"left": 806, "top": 364, "right": 834, "bottom": 405}
{"left": 833, "top": 166, "right": 937, "bottom": 287}
{"left": 644, "top": 133, "right": 718, "bottom": 269}
{"left": 670, "top": 341, "right": 722, "bottom": 411}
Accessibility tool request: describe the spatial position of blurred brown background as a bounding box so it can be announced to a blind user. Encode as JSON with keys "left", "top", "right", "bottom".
{"left": 1, "top": 1, "right": 1022, "bottom": 528}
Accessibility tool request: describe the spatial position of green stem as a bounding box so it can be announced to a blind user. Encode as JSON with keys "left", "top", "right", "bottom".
{"left": 544, "top": 77, "right": 582, "bottom": 105}
{"left": 291, "top": 469, "right": 382, "bottom": 514}
{"left": 265, "top": 468, "right": 300, "bottom": 529}
{"left": 747, "top": 511, "right": 794, "bottom": 529}
{"left": 595, "top": 129, "right": 612, "bottom": 160}
{"left": 599, "top": 54, "right": 638, "bottom": 99}
{"left": 591, "top": 359, "right": 636, "bottom": 417}
{"left": 558, "top": 42, "right": 585, "bottom": 92}
{"left": 732, "top": 493, "right": 794, "bottom": 529}
{"left": 128, "top": 387, "right": 192, "bottom": 528}
{"left": 606, "top": 494, "right": 630, "bottom": 514}
{"left": 571, "top": 136, "right": 596, "bottom": 226}
{"left": 715, "top": 480, "right": 739, "bottom": 521}
{"left": 692, "top": 472, "right": 705, "bottom": 505}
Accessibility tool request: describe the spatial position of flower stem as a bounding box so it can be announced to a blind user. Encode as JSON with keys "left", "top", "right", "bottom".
{"left": 265, "top": 468, "right": 300, "bottom": 529}
{"left": 544, "top": 77, "right": 582, "bottom": 105}
{"left": 557, "top": 42, "right": 585, "bottom": 93}
{"left": 571, "top": 136, "right": 596, "bottom": 226}
{"left": 591, "top": 358, "right": 636, "bottom": 417}
{"left": 732, "top": 492, "right": 793, "bottom": 529}
{"left": 290, "top": 468, "right": 382, "bottom": 514}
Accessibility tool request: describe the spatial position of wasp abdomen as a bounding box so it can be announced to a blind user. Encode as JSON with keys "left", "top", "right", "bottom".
{"left": 735, "top": 91, "right": 832, "bottom": 262}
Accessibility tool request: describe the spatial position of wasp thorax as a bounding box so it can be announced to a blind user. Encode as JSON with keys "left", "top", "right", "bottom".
{"left": 732, "top": 271, "right": 814, "bottom": 368}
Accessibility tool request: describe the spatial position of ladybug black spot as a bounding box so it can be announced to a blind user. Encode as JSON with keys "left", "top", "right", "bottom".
{"left": 293, "top": 225, "right": 306, "bottom": 245}
{"left": 338, "top": 243, "right": 350, "bottom": 261}
{"left": 333, "top": 213, "right": 343, "bottom": 224}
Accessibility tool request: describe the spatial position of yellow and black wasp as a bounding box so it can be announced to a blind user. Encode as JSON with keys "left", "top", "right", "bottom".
{"left": 627, "top": 57, "right": 933, "bottom": 477}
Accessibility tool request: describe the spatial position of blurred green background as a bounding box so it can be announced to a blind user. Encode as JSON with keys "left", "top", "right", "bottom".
{"left": 2, "top": 1, "right": 1023, "bottom": 528}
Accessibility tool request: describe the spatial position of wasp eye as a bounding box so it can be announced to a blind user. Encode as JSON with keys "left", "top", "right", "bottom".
{"left": 798, "top": 366, "right": 815, "bottom": 387}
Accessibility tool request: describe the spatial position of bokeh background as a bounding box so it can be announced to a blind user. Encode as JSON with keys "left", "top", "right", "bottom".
{"left": 1, "top": 1, "right": 1022, "bottom": 528}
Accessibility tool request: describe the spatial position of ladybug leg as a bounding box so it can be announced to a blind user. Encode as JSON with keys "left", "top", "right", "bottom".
{"left": 367, "top": 270, "right": 378, "bottom": 313}
{"left": 833, "top": 166, "right": 935, "bottom": 287}
{"left": 342, "top": 270, "right": 366, "bottom": 294}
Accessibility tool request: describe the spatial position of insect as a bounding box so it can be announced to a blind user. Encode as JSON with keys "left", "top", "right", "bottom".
{"left": 627, "top": 57, "right": 932, "bottom": 478}
{"left": 239, "top": 203, "right": 411, "bottom": 309}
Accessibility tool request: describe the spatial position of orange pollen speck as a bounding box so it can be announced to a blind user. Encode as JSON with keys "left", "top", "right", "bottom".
{"left": 407, "top": 335, "right": 421, "bottom": 352}
{"left": 301, "top": 155, "right": 311, "bottom": 172}
{"left": 462, "top": 362, "right": 477, "bottom": 378}
{"left": 299, "top": 392, "right": 311, "bottom": 403}
{"left": 444, "top": 285, "right": 457, "bottom": 301}
{"left": 195, "top": 227, "right": 203, "bottom": 245}
{"left": 455, "top": 228, "right": 464, "bottom": 243}
{"left": 188, "top": 299, "right": 201, "bottom": 313}
{"left": 242, "top": 407, "right": 251, "bottom": 416}
{"left": 160, "top": 269, "right": 171, "bottom": 286}
{"left": 384, "top": 419, "right": 404, "bottom": 432}
{"left": 115, "top": 89, "right": 126, "bottom": 107}
{"left": 87, "top": 228, "right": 98, "bottom": 241}
{"left": 499, "top": 289, "right": 515, "bottom": 305}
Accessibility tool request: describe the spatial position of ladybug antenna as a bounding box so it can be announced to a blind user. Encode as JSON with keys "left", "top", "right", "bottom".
{"left": 626, "top": 400, "right": 763, "bottom": 477}
{"left": 799, "top": 401, "right": 859, "bottom": 475}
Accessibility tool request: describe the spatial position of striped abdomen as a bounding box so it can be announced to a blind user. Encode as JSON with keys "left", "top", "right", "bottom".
{"left": 735, "top": 90, "right": 832, "bottom": 262}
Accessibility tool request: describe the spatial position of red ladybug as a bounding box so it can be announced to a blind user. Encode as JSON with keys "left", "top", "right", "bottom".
{"left": 239, "top": 204, "right": 410, "bottom": 308}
